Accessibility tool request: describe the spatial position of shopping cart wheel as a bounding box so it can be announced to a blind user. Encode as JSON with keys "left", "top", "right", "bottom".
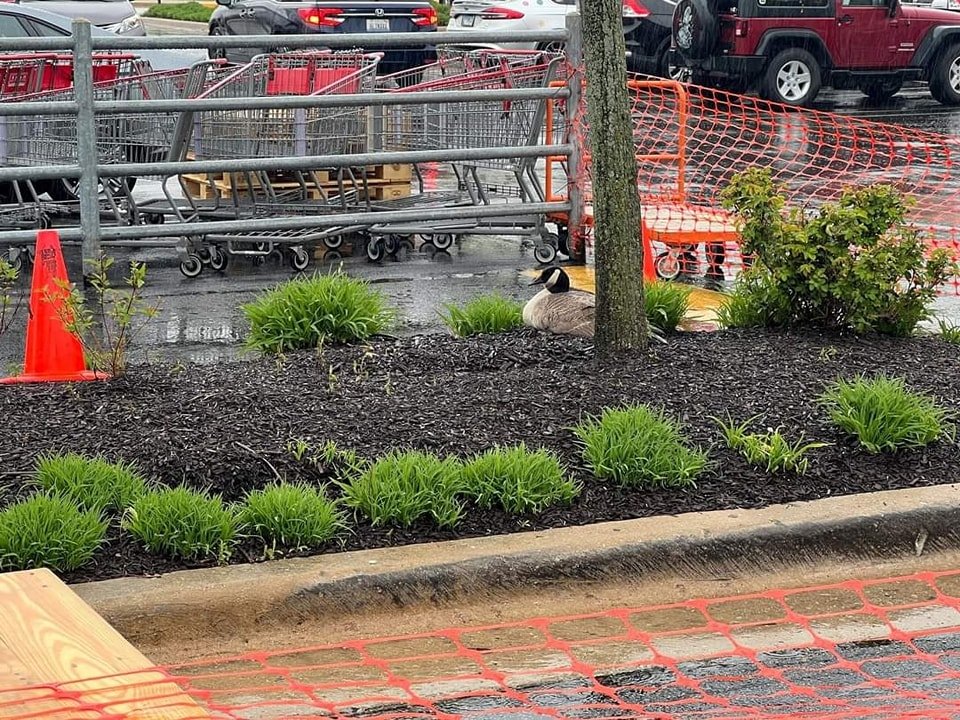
{"left": 432, "top": 234, "right": 454, "bottom": 251}
{"left": 144, "top": 212, "right": 165, "bottom": 225}
{"left": 323, "top": 235, "right": 343, "bottom": 250}
{"left": 534, "top": 244, "right": 557, "bottom": 265}
{"left": 366, "top": 237, "right": 386, "bottom": 263}
{"left": 179, "top": 254, "right": 203, "bottom": 279}
{"left": 290, "top": 247, "right": 310, "bottom": 272}
{"left": 655, "top": 251, "right": 681, "bottom": 281}
{"left": 209, "top": 246, "right": 229, "bottom": 273}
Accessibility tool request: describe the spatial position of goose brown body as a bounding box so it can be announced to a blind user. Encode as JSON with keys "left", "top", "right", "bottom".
{"left": 522, "top": 267, "right": 595, "bottom": 338}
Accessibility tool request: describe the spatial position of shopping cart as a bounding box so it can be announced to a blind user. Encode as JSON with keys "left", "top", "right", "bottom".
{"left": 149, "top": 51, "right": 383, "bottom": 277}
{"left": 0, "top": 52, "right": 146, "bottom": 100}
{"left": 360, "top": 50, "right": 566, "bottom": 263}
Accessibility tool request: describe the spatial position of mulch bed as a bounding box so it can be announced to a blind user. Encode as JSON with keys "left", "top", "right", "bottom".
{"left": 1, "top": 327, "right": 958, "bottom": 584}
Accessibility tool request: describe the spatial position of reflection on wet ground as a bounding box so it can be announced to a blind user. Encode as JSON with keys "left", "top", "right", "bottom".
{"left": 83, "top": 569, "right": 960, "bottom": 719}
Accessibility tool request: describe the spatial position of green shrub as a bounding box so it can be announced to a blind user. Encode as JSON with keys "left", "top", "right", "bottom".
{"left": 0, "top": 255, "right": 19, "bottom": 340}
{"left": 937, "top": 319, "right": 960, "bottom": 344}
{"left": 240, "top": 483, "right": 343, "bottom": 550}
{"left": 714, "top": 417, "right": 828, "bottom": 475}
{"left": 0, "top": 494, "right": 106, "bottom": 572}
{"left": 242, "top": 269, "right": 394, "bottom": 353}
{"left": 143, "top": 2, "right": 213, "bottom": 22}
{"left": 340, "top": 450, "right": 463, "bottom": 528}
{"left": 719, "top": 168, "right": 956, "bottom": 336}
{"left": 34, "top": 453, "right": 149, "bottom": 515}
{"left": 440, "top": 294, "right": 523, "bottom": 337}
{"left": 430, "top": 0, "right": 450, "bottom": 25}
{"left": 460, "top": 444, "right": 579, "bottom": 514}
{"left": 573, "top": 405, "right": 707, "bottom": 488}
{"left": 125, "top": 487, "right": 238, "bottom": 560}
{"left": 644, "top": 281, "right": 692, "bottom": 333}
{"left": 715, "top": 271, "right": 789, "bottom": 329}
{"left": 819, "top": 375, "right": 954, "bottom": 453}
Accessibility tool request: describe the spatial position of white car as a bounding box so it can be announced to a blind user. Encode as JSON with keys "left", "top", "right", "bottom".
{"left": 444, "top": 0, "right": 679, "bottom": 77}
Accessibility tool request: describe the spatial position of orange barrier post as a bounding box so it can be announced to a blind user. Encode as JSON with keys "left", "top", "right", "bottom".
{"left": 641, "top": 222, "right": 657, "bottom": 283}
{"left": 0, "top": 230, "right": 102, "bottom": 384}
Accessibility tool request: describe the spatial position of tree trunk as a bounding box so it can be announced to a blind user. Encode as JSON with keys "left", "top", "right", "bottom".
{"left": 580, "top": 0, "right": 649, "bottom": 356}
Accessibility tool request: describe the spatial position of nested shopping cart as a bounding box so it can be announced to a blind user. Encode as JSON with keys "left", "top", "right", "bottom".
{"left": 361, "top": 50, "right": 566, "bottom": 263}
{"left": 150, "top": 51, "right": 383, "bottom": 277}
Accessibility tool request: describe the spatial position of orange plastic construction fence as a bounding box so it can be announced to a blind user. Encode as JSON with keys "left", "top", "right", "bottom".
{"left": 7, "top": 569, "right": 960, "bottom": 719}
{"left": 546, "top": 77, "right": 960, "bottom": 293}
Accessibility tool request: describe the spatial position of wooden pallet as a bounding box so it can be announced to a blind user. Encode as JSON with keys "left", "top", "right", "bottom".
{"left": 0, "top": 568, "right": 208, "bottom": 719}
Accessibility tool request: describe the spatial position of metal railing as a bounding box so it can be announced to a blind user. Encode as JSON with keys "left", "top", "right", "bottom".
{"left": 0, "top": 18, "right": 587, "bottom": 268}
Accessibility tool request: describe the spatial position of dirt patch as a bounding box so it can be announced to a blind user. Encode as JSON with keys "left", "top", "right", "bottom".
{"left": 1, "top": 327, "right": 958, "bottom": 583}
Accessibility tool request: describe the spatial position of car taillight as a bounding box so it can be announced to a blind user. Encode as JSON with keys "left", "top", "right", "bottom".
{"left": 297, "top": 7, "right": 344, "bottom": 27}
{"left": 412, "top": 7, "right": 438, "bottom": 25}
{"left": 480, "top": 6, "right": 524, "bottom": 19}
{"left": 621, "top": 0, "right": 650, "bottom": 18}
{"left": 735, "top": 19, "right": 748, "bottom": 36}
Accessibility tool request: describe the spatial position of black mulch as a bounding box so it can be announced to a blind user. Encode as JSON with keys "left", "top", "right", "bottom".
{"left": 1, "top": 327, "right": 958, "bottom": 584}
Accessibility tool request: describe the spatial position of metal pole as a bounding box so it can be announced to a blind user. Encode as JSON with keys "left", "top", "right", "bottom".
{"left": 565, "top": 11, "right": 587, "bottom": 262}
{"left": 73, "top": 19, "right": 101, "bottom": 274}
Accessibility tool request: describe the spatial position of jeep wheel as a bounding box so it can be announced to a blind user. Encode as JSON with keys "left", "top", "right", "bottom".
{"left": 761, "top": 49, "right": 821, "bottom": 107}
{"left": 930, "top": 44, "right": 960, "bottom": 105}
{"left": 672, "top": 0, "right": 718, "bottom": 61}
{"left": 860, "top": 78, "right": 903, "bottom": 102}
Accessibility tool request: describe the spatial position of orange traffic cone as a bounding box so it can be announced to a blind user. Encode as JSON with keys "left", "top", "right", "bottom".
{"left": 641, "top": 221, "right": 657, "bottom": 283}
{"left": 1, "top": 230, "right": 102, "bottom": 384}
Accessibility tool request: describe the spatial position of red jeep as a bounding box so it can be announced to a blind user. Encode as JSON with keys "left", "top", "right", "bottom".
{"left": 671, "top": 0, "right": 960, "bottom": 105}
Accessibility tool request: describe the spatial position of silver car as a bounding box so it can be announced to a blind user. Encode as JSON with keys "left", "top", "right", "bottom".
{"left": 21, "top": 0, "right": 145, "bottom": 35}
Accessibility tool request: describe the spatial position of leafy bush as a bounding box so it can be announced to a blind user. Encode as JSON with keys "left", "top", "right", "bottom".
{"left": 0, "top": 494, "right": 106, "bottom": 572}
{"left": 573, "top": 405, "right": 707, "bottom": 488}
{"left": 937, "top": 319, "right": 960, "bottom": 344}
{"left": 143, "top": 2, "right": 213, "bottom": 22}
{"left": 719, "top": 168, "right": 956, "bottom": 336}
{"left": 125, "top": 487, "right": 238, "bottom": 560}
{"left": 243, "top": 269, "right": 394, "bottom": 353}
{"left": 340, "top": 450, "right": 463, "bottom": 528}
{"left": 644, "top": 281, "right": 691, "bottom": 333}
{"left": 460, "top": 444, "right": 579, "bottom": 514}
{"left": 0, "top": 255, "right": 20, "bottom": 340}
{"left": 34, "top": 453, "right": 149, "bottom": 515}
{"left": 430, "top": 0, "right": 450, "bottom": 25}
{"left": 52, "top": 255, "right": 159, "bottom": 375}
{"left": 240, "top": 483, "right": 343, "bottom": 550}
{"left": 440, "top": 294, "right": 523, "bottom": 337}
{"left": 819, "top": 375, "right": 954, "bottom": 453}
{"left": 714, "top": 417, "right": 827, "bottom": 475}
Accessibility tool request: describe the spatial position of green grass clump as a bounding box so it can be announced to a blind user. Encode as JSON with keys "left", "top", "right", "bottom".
{"left": 34, "top": 453, "right": 149, "bottom": 515}
{"left": 937, "top": 319, "right": 960, "bottom": 344}
{"left": 714, "top": 417, "right": 828, "bottom": 475}
{"left": 0, "top": 494, "right": 106, "bottom": 572}
{"left": 460, "top": 444, "right": 579, "bottom": 514}
{"left": 240, "top": 483, "right": 343, "bottom": 550}
{"left": 242, "top": 270, "right": 394, "bottom": 353}
{"left": 819, "top": 375, "right": 953, "bottom": 453}
{"left": 340, "top": 450, "right": 463, "bottom": 528}
{"left": 644, "top": 281, "right": 692, "bottom": 333}
{"left": 573, "top": 405, "right": 707, "bottom": 488}
{"left": 143, "top": 2, "right": 213, "bottom": 22}
{"left": 440, "top": 294, "right": 523, "bottom": 337}
{"left": 125, "top": 487, "right": 238, "bottom": 560}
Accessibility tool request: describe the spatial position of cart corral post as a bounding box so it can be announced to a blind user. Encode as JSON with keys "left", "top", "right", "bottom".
{"left": 73, "top": 19, "right": 102, "bottom": 276}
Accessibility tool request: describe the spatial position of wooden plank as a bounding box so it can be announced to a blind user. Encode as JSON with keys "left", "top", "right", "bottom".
{"left": 0, "top": 569, "right": 208, "bottom": 720}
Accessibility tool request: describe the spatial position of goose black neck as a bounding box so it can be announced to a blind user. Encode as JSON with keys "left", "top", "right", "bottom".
{"left": 548, "top": 270, "right": 570, "bottom": 293}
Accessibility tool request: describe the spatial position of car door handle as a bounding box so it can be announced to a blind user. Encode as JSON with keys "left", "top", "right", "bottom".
{"left": 838, "top": 14, "right": 853, "bottom": 24}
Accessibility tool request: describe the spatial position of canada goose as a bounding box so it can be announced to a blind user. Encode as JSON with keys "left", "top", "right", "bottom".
{"left": 523, "top": 266, "right": 595, "bottom": 338}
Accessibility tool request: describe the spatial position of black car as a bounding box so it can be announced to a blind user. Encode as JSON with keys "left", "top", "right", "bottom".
{"left": 622, "top": 0, "right": 681, "bottom": 78}
{"left": 209, "top": 0, "right": 438, "bottom": 72}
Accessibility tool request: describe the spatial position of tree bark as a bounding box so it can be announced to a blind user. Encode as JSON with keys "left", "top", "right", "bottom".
{"left": 581, "top": 0, "right": 649, "bottom": 356}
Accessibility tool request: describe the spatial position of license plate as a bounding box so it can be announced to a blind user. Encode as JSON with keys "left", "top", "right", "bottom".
{"left": 366, "top": 18, "right": 390, "bottom": 31}
{"left": 461, "top": 14, "right": 476, "bottom": 26}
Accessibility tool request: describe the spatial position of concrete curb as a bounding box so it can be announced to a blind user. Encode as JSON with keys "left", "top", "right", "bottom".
{"left": 74, "top": 483, "right": 960, "bottom": 647}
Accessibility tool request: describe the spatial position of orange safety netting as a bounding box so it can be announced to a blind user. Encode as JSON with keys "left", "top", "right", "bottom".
{"left": 546, "top": 76, "right": 960, "bottom": 294}
{"left": 7, "top": 570, "right": 960, "bottom": 719}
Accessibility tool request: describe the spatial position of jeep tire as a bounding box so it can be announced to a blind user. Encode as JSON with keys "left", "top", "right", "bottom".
{"left": 860, "top": 77, "right": 903, "bottom": 102}
{"left": 930, "top": 43, "right": 960, "bottom": 105}
{"left": 672, "top": 0, "right": 718, "bottom": 61}
{"left": 760, "top": 48, "right": 822, "bottom": 107}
